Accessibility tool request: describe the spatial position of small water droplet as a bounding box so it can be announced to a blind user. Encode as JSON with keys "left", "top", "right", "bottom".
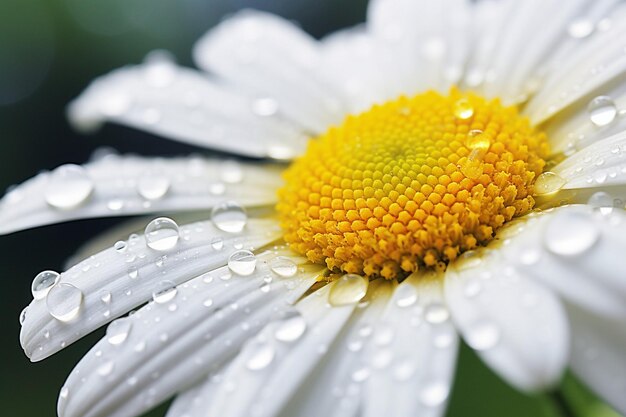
{"left": 107, "top": 318, "right": 132, "bottom": 345}
{"left": 97, "top": 360, "right": 115, "bottom": 376}
{"left": 425, "top": 303, "right": 450, "bottom": 324}
{"left": 465, "top": 320, "right": 500, "bottom": 350}
{"left": 59, "top": 386, "right": 69, "bottom": 400}
{"left": 252, "top": 97, "right": 279, "bottom": 116}
{"left": 419, "top": 381, "right": 449, "bottom": 407}
{"left": 220, "top": 161, "right": 244, "bottom": 184}
{"left": 32, "top": 270, "right": 61, "bottom": 300}
{"left": 466, "top": 130, "right": 490, "bottom": 151}
{"left": 588, "top": 96, "right": 617, "bottom": 127}
{"left": 544, "top": 211, "right": 599, "bottom": 256}
{"left": 203, "top": 298, "right": 213, "bottom": 308}
{"left": 228, "top": 250, "right": 257, "bottom": 276}
{"left": 19, "top": 307, "right": 28, "bottom": 325}
{"left": 46, "top": 283, "right": 83, "bottom": 322}
{"left": 145, "top": 217, "right": 180, "bottom": 251}
{"left": 519, "top": 247, "right": 541, "bottom": 265}
{"left": 568, "top": 18, "right": 594, "bottom": 39}
{"left": 463, "top": 280, "right": 482, "bottom": 298}
{"left": 395, "top": 284, "right": 418, "bottom": 307}
{"left": 45, "top": 165, "right": 94, "bottom": 209}
{"left": 99, "top": 290, "right": 112, "bottom": 304}
{"left": 114, "top": 241, "right": 127, "bottom": 253}
{"left": 246, "top": 342, "right": 275, "bottom": 371}
{"left": 534, "top": 172, "right": 566, "bottom": 195}
{"left": 274, "top": 313, "right": 307, "bottom": 342}
{"left": 107, "top": 199, "right": 125, "bottom": 211}
{"left": 454, "top": 98, "right": 474, "bottom": 120}
{"left": 211, "top": 237, "right": 224, "bottom": 250}
{"left": 269, "top": 256, "right": 298, "bottom": 277}
{"left": 588, "top": 191, "right": 613, "bottom": 215}
{"left": 328, "top": 274, "right": 369, "bottom": 307}
{"left": 137, "top": 173, "right": 170, "bottom": 200}
{"left": 153, "top": 280, "right": 178, "bottom": 303}
{"left": 211, "top": 201, "right": 247, "bottom": 233}
{"left": 127, "top": 266, "right": 139, "bottom": 279}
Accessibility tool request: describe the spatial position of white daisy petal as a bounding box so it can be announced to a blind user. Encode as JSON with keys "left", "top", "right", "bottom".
{"left": 0, "top": 155, "right": 281, "bottom": 235}
{"left": 67, "top": 54, "right": 307, "bottom": 159}
{"left": 20, "top": 219, "right": 282, "bottom": 361}
{"left": 445, "top": 251, "right": 569, "bottom": 392}
{"left": 566, "top": 303, "right": 626, "bottom": 415}
{"left": 193, "top": 10, "right": 347, "bottom": 134}
{"left": 57, "top": 252, "right": 323, "bottom": 417}
{"left": 496, "top": 205, "right": 626, "bottom": 319}
{"left": 364, "top": 275, "right": 459, "bottom": 417}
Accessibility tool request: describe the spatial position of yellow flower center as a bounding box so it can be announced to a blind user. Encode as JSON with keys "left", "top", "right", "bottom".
{"left": 277, "top": 90, "right": 549, "bottom": 280}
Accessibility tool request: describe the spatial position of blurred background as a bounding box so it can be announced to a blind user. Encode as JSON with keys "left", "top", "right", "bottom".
{"left": 0, "top": 0, "right": 619, "bottom": 416}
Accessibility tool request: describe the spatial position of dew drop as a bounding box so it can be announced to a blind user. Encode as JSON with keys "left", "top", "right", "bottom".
{"left": 152, "top": 280, "right": 178, "bottom": 303}
{"left": 145, "top": 217, "right": 180, "bottom": 251}
{"left": 395, "top": 284, "right": 418, "bottom": 308}
{"left": 587, "top": 191, "right": 613, "bottom": 215}
{"left": 454, "top": 98, "right": 474, "bottom": 120}
{"left": 107, "top": 199, "right": 125, "bottom": 211}
{"left": 32, "top": 270, "right": 61, "bottom": 300}
{"left": 136, "top": 173, "right": 170, "bottom": 200}
{"left": 466, "top": 130, "right": 490, "bottom": 151}
{"left": 19, "top": 307, "right": 28, "bottom": 325}
{"left": 424, "top": 303, "right": 450, "bottom": 324}
{"left": 274, "top": 313, "right": 307, "bottom": 342}
{"left": 246, "top": 342, "right": 275, "bottom": 371}
{"left": 203, "top": 298, "right": 213, "bottom": 308}
{"left": 228, "top": 250, "right": 257, "bottom": 276}
{"left": 269, "top": 256, "right": 298, "bottom": 277}
{"left": 534, "top": 172, "right": 566, "bottom": 195}
{"left": 46, "top": 283, "right": 83, "bottom": 322}
{"left": 544, "top": 211, "right": 599, "bottom": 256}
{"left": 127, "top": 266, "right": 139, "bottom": 279}
{"left": 211, "top": 201, "right": 247, "bottom": 233}
{"left": 45, "top": 164, "right": 94, "bottom": 209}
{"left": 219, "top": 160, "right": 244, "bottom": 184}
{"left": 328, "top": 274, "right": 369, "bottom": 307}
{"left": 465, "top": 320, "right": 500, "bottom": 350}
{"left": 419, "top": 381, "right": 449, "bottom": 407}
{"left": 211, "top": 237, "right": 224, "bottom": 250}
{"left": 252, "top": 97, "right": 279, "bottom": 116}
{"left": 588, "top": 96, "right": 617, "bottom": 127}
{"left": 114, "top": 240, "right": 127, "bottom": 253}
{"left": 99, "top": 290, "right": 112, "bottom": 304}
{"left": 568, "top": 18, "right": 594, "bottom": 39}
{"left": 97, "top": 360, "right": 115, "bottom": 376}
{"left": 107, "top": 318, "right": 132, "bottom": 345}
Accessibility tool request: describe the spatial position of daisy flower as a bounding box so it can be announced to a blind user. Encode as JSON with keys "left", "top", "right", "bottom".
{"left": 4, "top": 1, "right": 626, "bottom": 416}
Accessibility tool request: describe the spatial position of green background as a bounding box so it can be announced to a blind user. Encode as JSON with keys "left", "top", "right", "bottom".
{"left": 0, "top": 0, "right": 620, "bottom": 416}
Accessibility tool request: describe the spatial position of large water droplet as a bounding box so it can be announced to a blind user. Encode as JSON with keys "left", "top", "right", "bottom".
{"left": 544, "top": 211, "right": 599, "bottom": 256}
{"left": 534, "top": 172, "right": 566, "bottom": 195}
{"left": 274, "top": 313, "right": 307, "bottom": 342}
{"left": 465, "top": 130, "right": 491, "bottom": 152}
{"left": 145, "top": 217, "right": 180, "bottom": 251}
{"left": 32, "top": 270, "right": 61, "bottom": 300}
{"left": 465, "top": 320, "right": 500, "bottom": 350}
{"left": 107, "top": 318, "right": 132, "bottom": 345}
{"left": 588, "top": 96, "right": 617, "bottom": 127}
{"left": 137, "top": 173, "right": 170, "bottom": 200}
{"left": 269, "top": 256, "right": 298, "bottom": 277}
{"left": 228, "top": 250, "right": 257, "bottom": 276}
{"left": 211, "top": 201, "right": 247, "bottom": 233}
{"left": 46, "top": 283, "right": 83, "bottom": 322}
{"left": 328, "top": 274, "right": 369, "bottom": 307}
{"left": 152, "top": 280, "right": 178, "bottom": 303}
{"left": 246, "top": 342, "right": 275, "bottom": 371}
{"left": 454, "top": 98, "right": 474, "bottom": 120}
{"left": 45, "top": 164, "right": 94, "bottom": 209}
{"left": 587, "top": 191, "right": 613, "bottom": 215}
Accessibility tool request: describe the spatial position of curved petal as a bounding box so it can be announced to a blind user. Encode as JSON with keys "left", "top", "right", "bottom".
{"left": 67, "top": 53, "right": 307, "bottom": 159}
{"left": 57, "top": 251, "right": 324, "bottom": 417}
{"left": 193, "top": 10, "right": 348, "bottom": 134}
{"left": 445, "top": 250, "right": 569, "bottom": 392}
{"left": 364, "top": 274, "right": 459, "bottom": 417}
{"left": 0, "top": 155, "right": 281, "bottom": 235}
{"left": 20, "top": 218, "right": 282, "bottom": 361}
{"left": 566, "top": 303, "right": 626, "bottom": 415}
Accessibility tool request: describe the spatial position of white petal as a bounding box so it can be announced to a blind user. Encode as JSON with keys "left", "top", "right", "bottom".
{"left": 20, "top": 218, "right": 282, "bottom": 361}
{"left": 57, "top": 251, "right": 323, "bottom": 417}
{"left": 566, "top": 302, "right": 626, "bottom": 415}
{"left": 364, "top": 275, "right": 459, "bottom": 417}
{"left": 193, "top": 10, "right": 348, "bottom": 134}
{"left": 445, "top": 250, "right": 569, "bottom": 391}
{"left": 495, "top": 205, "right": 626, "bottom": 319}
{"left": 0, "top": 155, "right": 281, "bottom": 235}
{"left": 68, "top": 53, "right": 307, "bottom": 159}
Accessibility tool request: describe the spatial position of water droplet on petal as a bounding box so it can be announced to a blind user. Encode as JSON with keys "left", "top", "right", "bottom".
{"left": 19, "top": 307, "right": 28, "bottom": 325}
{"left": 127, "top": 266, "right": 139, "bottom": 279}
{"left": 228, "top": 250, "right": 257, "bottom": 276}
{"left": 32, "top": 270, "right": 61, "bottom": 300}
{"left": 588, "top": 96, "right": 617, "bottom": 127}
{"left": 395, "top": 284, "right": 418, "bottom": 307}
{"left": 466, "top": 130, "right": 491, "bottom": 151}
{"left": 107, "top": 318, "right": 132, "bottom": 345}
{"left": 419, "top": 380, "right": 449, "bottom": 407}
{"left": 211, "top": 201, "right": 247, "bottom": 233}
{"left": 425, "top": 303, "right": 450, "bottom": 324}
{"left": 211, "top": 237, "right": 224, "bottom": 250}
{"left": 45, "top": 164, "right": 93, "bottom": 209}
{"left": 246, "top": 342, "right": 275, "bottom": 371}
{"left": 97, "top": 360, "right": 115, "bottom": 376}
{"left": 137, "top": 173, "right": 170, "bottom": 200}
{"left": 46, "top": 283, "right": 83, "bottom": 322}
{"left": 145, "top": 217, "right": 180, "bottom": 251}
{"left": 274, "top": 313, "right": 307, "bottom": 342}
{"left": 219, "top": 160, "right": 244, "bottom": 183}
{"left": 114, "top": 241, "right": 127, "bottom": 253}
{"left": 252, "top": 97, "right": 279, "bottom": 116}
{"left": 99, "top": 290, "right": 112, "bottom": 304}
{"left": 465, "top": 320, "right": 500, "bottom": 350}
{"left": 568, "top": 18, "right": 594, "bottom": 39}
{"left": 328, "top": 274, "right": 368, "bottom": 307}
{"left": 269, "top": 256, "right": 298, "bottom": 277}
{"left": 544, "top": 211, "right": 599, "bottom": 256}
{"left": 534, "top": 172, "right": 566, "bottom": 195}
{"left": 152, "top": 280, "right": 177, "bottom": 303}
{"left": 454, "top": 98, "right": 474, "bottom": 120}
{"left": 588, "top": 191, "right": 613, "bottom": 215}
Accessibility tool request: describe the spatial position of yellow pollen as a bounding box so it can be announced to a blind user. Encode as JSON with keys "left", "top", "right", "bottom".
{"left": 277, "top": 89, "right": 549, "bottom": 280}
